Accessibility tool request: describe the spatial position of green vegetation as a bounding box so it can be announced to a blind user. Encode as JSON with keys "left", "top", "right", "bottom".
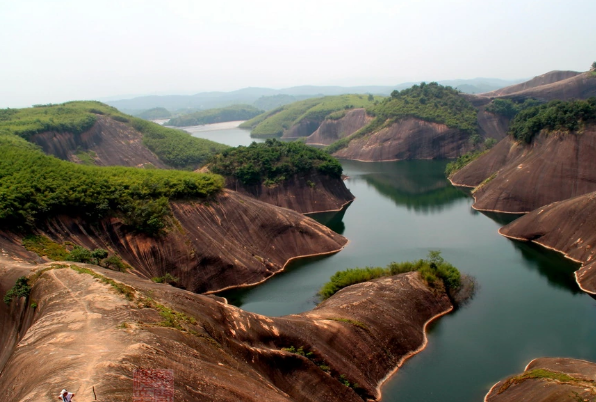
{"left": 0, "top": 101, "right": 229, "bottom": 170}
{"left": 74, "top": 149, "right": 97, "bottom": 165}
{"left": 166, "top": 105, "right": 263, "bottom": 127}
{"left": 3, "top": 276, "right": 31, "bottom": 305}
{"left": 497, "top": 369, "right": 591, "bottom": 395}
{"left": 0, "top": 135, "right": 223, "bottom": 233}
{"left": 135, "top": 107, "right": 171, "bottom": 120}
{"left": 509, "top": 98, "right": 596, "bottom": 143}
{"left": 209, "top": 138, "right": 342, "bottom": 185}
{"left": 485, "top": 98, "right": 542, "bottom": 119}
{"left": 445, "top": 150, "right": 487, "bottom": 177}
{"left": 326, "top": 82, "right": 477, "bottom": 154}
{"left": 151, "top": 273, "right": 179, "bottom": 285}
{"left": 70, "top": 264, "right": 136, "bottom": 300}
{"left": 241, "top": 95, "right": 379, "bottom": 138}
{"left": 319, "top": 251, "right": 461, "bottom": 300}
{"left": 325, "top": 317, "right": 368, "bottom": 330}
{"left": 104, "top": 255, "right": 129, "bottom": 272}
{"left": 22, "top": 235, "right": 69, "bottom": 260}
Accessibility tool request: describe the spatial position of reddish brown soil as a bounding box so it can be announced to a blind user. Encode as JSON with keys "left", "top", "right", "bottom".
{"left": 480, "top": 70, "right": 581, "bottom": 98}
{"left": 306, "top": 109, "right": 372, "bottom": 146}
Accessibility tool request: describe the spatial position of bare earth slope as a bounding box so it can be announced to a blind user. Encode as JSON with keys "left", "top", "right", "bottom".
{"left": 332, "top": 118, "right": 472, "bottom": 161}
{"left": 502, "top": 72, "right": 596, "bottom": 102}
{"left": 0, "top": 190, "right": 347, "bottom": 294}
{"left": 29, "top": 115, "right": 168, "bottom": 168}
{"left": 306, "top": 109, "right": 372, "bottom": 146}
{"left": 485, "top": 357, "right": 596, "bottom": 402}
{"left": 450, "top": 124, "right": 596, "bottom": 213}
{"left": 224, "top": 173, "right": 355, "bottom": 214}
{"left": 0, "top": 263, "right": 452, "bottom": 402}
{"left": 499, "top": 191, "right": 596, "bottom": 294}
{"left": 480, "top": 70, "right": 581, "bottom": 98}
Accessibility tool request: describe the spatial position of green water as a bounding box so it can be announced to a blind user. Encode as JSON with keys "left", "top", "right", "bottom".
{"left": 193, "top": 125, "right": 596, "bottom": 401}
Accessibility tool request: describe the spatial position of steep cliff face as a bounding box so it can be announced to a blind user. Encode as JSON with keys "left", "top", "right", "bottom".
{"left": 0, "top": 190, "right": 347, "bottom": 294}
{"left": 0, "top": 263, "right": 452, "bottom": 402}
{"left": 306, "top": 109, "right": 372, "bottom": 146}
{"left": 332, "top": 118, "right": 472, "bottom": 161}
{"left": 450, "top": 125, "right": 596, "bottom": 213}
{"left": 485, "top": 357, "right": 596, "bottom": 402}
{"left": 480, "top": 70, "right": 581, "bottom": 97}
{"left": 281, "top": 119, "right": 322, "bottom": 139}
{"left": 29, "top": 115, "right": 168, "bottom": 168}
{"left": 499, "top": 191, "right": 596, "bottom": 294}
{"left": 476, "top": 110, "right": 510, "bottom": 140}
{"left": 224, "top": 173, "right": 354, "bottom": 214}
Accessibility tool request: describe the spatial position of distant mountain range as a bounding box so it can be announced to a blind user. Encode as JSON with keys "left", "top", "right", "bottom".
{"left": 107, "top": 78, "right": 525, "bottom": 114}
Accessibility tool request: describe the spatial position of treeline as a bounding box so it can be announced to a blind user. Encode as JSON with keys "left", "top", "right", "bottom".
{"left": 319, "top": 251, "right": 461, "bottom": 300}
{"left": 209, "top": 139, "right": 342, "bottom": 186}
{"left": 135, "top": 107, "right": 172, "bottom": 120}
{"left": 0, "top": 135, "right": 223, "bottom": 234}
{"left": 0, "top": 101, "right": 228, "bottom": 170}
{"left": 509, "top": 98, "right": 596, "bottom": 143}
{"left": 485, "top": 98, "right": 542, "bottom": 119}
{"left": 166, "top": 104, "right": 263, "bottom": 127}
{"left": 240, "top": 95, "right": 378, "bottom": 138}
{"left": 326, "top": 82, "right": 477, "bottom": 154}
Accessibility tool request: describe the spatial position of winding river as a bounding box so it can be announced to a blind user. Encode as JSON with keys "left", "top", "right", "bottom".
{"left": 190, "top": 123, "right": 596, "bottom": 402}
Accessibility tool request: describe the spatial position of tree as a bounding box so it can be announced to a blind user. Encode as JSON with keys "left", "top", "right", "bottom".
{"left": 91, "top": 248, "right": 108, "bottom": 264}
{"left": 367, "top": 94, "right": 374, "bottom": 101}
{"left": 592, "top": 61, "right": 596, "bottom": 71}
{"left": 67, "top": 246, "right": 93, "bottom": 263}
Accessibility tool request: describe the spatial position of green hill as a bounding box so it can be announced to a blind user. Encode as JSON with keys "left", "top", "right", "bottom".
{"left": 166, "top": 105, "right": 263, "bottom": 127}
{"left": 326, "top": 82, "right": 478, "bottom": 154}
{"left": 0, "top": 133, "right": 223, "bottom": 234}
{"left": 240, "top": 94, "right": 380, "bottom": 138}
{"left": 0, "top": 101, "right": 228, "bottom": 170}
{"left": 135, "top": 107, "right": 172, "bottom": 120}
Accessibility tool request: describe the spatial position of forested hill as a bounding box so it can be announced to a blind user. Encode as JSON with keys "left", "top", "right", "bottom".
{"left": 240, "top": 94, "right": 380, "bottom": 138}
{"left": 166, "top": 104, "right": 263, "bottom": 127}
{"left": 326, "top": 82, "right": 478, "bottom": 153}
{"left": 0, "top": 101, "right": 228, "bottom": 170}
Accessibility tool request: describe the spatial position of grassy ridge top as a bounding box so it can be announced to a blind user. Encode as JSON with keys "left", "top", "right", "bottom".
{"left": 326, "top": 82, "right": 477, "bottom": 154}
{"left": 0, "top": 101, "right": 228, "bottom": 170}
{"left": 166, "top": 104, "right": 263, "bottom": 127}
{"left": 209, "top": 138, "right": 342, "bottom": 186}
{"left": 509, "top": 98, "right": 596, "bottom": 143}
{"left": 240, "top": 94, "right": 379, "bottom": 138}
{"left": 0, "top": 134, "right": 223, "bottom": 233}
{"left": 136, "top": 107, "right": 172, "bottom": 120}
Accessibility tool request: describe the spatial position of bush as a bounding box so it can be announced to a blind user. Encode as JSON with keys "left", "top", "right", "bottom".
{"left": 104, "top": 255, "right": 129, "bottom": 272}
{"left": 67, "top": 246, "right": 93, "bottom": 263}
{"left": 3, "top": 276, "right": 31, "bottom": 305}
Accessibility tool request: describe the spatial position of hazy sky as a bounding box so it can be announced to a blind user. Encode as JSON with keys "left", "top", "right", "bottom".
{"left": 1, "top": 0, "right": 594, "bottom": 107}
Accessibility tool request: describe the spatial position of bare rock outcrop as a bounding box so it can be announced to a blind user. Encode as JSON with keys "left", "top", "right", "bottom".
{"left": 281, "top": 119, "right": 322, "bottom": 139}
{"left": 224, "top": 173, "right": 354, "bottom": 214}
{"left": 332, "top": 118, "right": 472, "bottom": 161}
{"left": 501, "top": 72, "right": 596, "bottom": 102}
{"left": 485, "top": 357, "right": 596, "bottom": 402}
{"left": 0, "top": 190, "right": 347, "bottom": 294}
{"left": 0, "top": 263, "right": 453, "bottom": 401}
{"left": 306, "top": 109, "right": 372, "bottom": 146}
{"left": 477, "top": 110, "right": 510, "bottom": 140}
{"left": 499, "top": 191, "right": 596, "bottom": 294}
{"left": 450, "top": 124, "right": 596, "bottom": 213}
{"left": 29, "top": 115, "right": 168, "bottom": 168}
{"left": 480, "top": 70, "right": 581, "bottom": 98}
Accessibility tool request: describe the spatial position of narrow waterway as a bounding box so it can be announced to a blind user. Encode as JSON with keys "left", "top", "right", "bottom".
{"left": 200, "top": 124, "right": 596, "bottom": 402}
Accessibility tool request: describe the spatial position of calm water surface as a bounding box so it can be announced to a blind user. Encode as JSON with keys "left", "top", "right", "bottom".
{"left": 180, "top": 120, "right": 265, "bottom": 147}
{"left": 197, "top": 125, "right": 596, "bottom": 402}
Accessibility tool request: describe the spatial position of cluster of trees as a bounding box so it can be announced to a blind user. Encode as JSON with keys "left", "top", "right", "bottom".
{"left": 326, "top": 82, "right": 477, "bottom": 154}
{"left": 209, "top": 139, "right": 342, "bottom": 186}
{"left": 509, "top": 98, "right": 596, "bottom": 143}
{"left": 0, "top": 135, "right": 223, "bottom": 234}
{"left": 241, "top": 95, "right": 378, "bottom": 137}
{"left": 166, "top": 105, "right": 263, "bottom": 127}
{"left": 485, "top": 98, "right": 543, "bottom": 119}
{"left": 319, "top": 250, "right": 461, "bottom": 300}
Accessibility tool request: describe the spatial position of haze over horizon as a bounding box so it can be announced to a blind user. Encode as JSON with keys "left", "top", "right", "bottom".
{"left": 1, "top": 0, "right": 594, "bottom": 108}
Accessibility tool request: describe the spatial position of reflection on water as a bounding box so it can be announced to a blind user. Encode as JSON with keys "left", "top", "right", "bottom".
{"left": 307, "top": 204, "right": 350, "bottom": 235}
{"left": 342, "top": 159, "right": 467, "bottom": 213}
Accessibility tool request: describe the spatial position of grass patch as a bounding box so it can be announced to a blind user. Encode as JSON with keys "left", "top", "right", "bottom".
{"left": 70, "top": 265, "right": 135, "bottom": 300}
{"left": 22, "top": 235, "right": 69, "bottom": 260}
{"left": 472, "top": 172, "right": 497, "bottom": 194}
{"left": 151, "top": 273, "right": 179, "bottom": 285}
{"left": 74, "top": 149, "right": 97, "bottom": 165}
{"left": 445, "top": 150, "right": 488, "bottom": 177}
{"left": 325, "top": 317, "right": 368, "bottom": 331}
{"left": 498, "top": 369, "right": 590, "bottom": 394}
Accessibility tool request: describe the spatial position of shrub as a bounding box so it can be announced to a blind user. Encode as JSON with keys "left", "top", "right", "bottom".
{"left": 3, "top": 276, "right": 31, "bottom": 305}
{"left": 67, "top": 246, "right": 93, "bottom": 263}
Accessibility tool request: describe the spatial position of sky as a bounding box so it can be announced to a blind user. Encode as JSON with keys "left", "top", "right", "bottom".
{"left": 1, "top": 0, "right": 595, "bottom": 108}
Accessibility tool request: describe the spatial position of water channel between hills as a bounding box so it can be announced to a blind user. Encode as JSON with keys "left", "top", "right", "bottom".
{"left": 191, "top": 123, "right": 596, "bottom": 402}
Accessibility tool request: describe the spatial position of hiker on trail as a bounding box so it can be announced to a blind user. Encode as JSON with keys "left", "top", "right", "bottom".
{"left": 59, "top": 389, "right": 75, "bottom": 402}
